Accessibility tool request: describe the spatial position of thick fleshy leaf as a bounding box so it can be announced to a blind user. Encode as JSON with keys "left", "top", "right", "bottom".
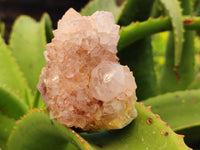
{"left": 0, "top": 36, "right": 33, "bottom": 106}
{"left": 118, "top": 17, "right": 171, "bottom": 51}
{"left": 33, "top": 90, "right": 45, "bottom": 109}
{"left": 41, "top": 13, "right": 54, "bottom": 43}
{"left": 28, "top": 13, "right": 53, "bottom": 109}
{"left": 143, "top": 89, "right": 200, "bottom": 148}
{"left": 81, "top": 102, "right": 190, "bottom": 150}
{"left": 117, "top": 0, "right": 155, "bottom": 26}
{"left": 0, "top": 19, "right": 5, "bottom": 37}
{"left": 9, "top": 15, "right": 47, "bottom": 92}
{"left": 0, "top": 85, "right": 26, "bottom": 149}
{"left": 0, "top": 112, "right": 15, "bottom": 150}
{"left": 7, "top": 104, "right": 190, "bottom": 150}
{"left": 0, "top": 85, "right": 28, "bottom": 120}
{"left": 118, "top": 16, "right": 200, "bottom": 51}
{"left": 188, "top": 73, "right": 200, "bottom": 89}
{"left": 80, "top": 0, "right": 123, "bottom": 21}
{"left": 160, "top": 0, "right": 184, "bottom": 66}
{"left": 143, "top": 89, "right": 200, "bottom": 130}
{"left": 7, "top": 110, "right": 93, "bottom": 150}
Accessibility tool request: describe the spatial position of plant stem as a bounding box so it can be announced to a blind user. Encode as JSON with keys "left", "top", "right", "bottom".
{"left": 118, "top": 16, "right": 200, "bottom": 51}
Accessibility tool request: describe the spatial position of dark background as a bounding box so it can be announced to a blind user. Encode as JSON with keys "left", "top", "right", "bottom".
{"left": 0, "top": 0, "right": 89, "bottom": 40}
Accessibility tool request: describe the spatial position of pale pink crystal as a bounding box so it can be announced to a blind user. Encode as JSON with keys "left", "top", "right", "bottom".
{"left": 37, "top": 8, "right": 137, "bottom": 130}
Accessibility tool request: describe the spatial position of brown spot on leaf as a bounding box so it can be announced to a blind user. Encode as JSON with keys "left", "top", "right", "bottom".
{"left": 191, "top": 99, "right": 196, "bottom": 103}
{"left": 29, "top": 64, "right": 33, "bottom": 68}
{"left": 165, "top": 132, "right": 169, "bottom": 136}
{"left": 183, "top": 19, "right": 194, "bottom": 25}
{"left": 173, "top": 66, "right": 181, "bottom": 83}
{"left": 146, "top": 118, "right": 153, "bottom": 125}
{"left": 175, "top": 95, "right": 179, "bottom": 99}
{"left": 161, "top": 129, "right": 168, "bottom": 136}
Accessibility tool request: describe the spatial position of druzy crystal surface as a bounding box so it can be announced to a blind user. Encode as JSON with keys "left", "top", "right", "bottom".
{"left": 37, "top": 8, "right": 137, "bottom": 130}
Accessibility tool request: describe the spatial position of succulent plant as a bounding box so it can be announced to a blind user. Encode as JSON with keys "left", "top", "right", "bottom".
{"left": 0, "top": 0, "right": 200, "bottom": 149}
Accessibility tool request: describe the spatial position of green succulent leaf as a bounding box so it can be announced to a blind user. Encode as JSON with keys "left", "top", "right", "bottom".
{"left": 117, "top": 0, "right": 155, "bottom": 26}
{"left": 41, "top": 13, "right": 54, "bottom": 43}
{"left": 33, "top": 90, "right": 45, "bottom": 109}
{"left": 188, "top": 73, "right": 200, "bottom": 89}
{"left": 0, "top": 19, "right": 5, "bottom": 37}
{"left": 143, "top": 89, "right": 200, "bottom": 148}
{"left": 9, "top": 15, "right": 47, "bottom": 93}
{"left": 0, "top": 36, "right": 33, "bottom": 105}
{"left": 0, "top": 85, "right": 27, "bottom": 149}
{"left": 7, "top": 103, "right": 190, "bottom": 150}
{"left": 81, "top": 102, "right": 189, "bottom": 150}
{"left": 0, "top": 112, "right": 15, "bottom": 150}
{"left": 0, "top": 85, "right": 28, "bottom": 120}
{"left": 118, "top": 16, "right": 200, "bottom": 51}
{"left": 80, "top": 0, "right": 123, "bottom": 22}
{"left": 64, "top": 142, "right": 79, "bottom": 150}
{"left": 7, "top": 110, "right": 93, "bottom": 150}
{"left": 118, "top": 17, "right": 171, "bottom": 51}
{"left": 160, "top": 0, "right": 184, "bottom": 66}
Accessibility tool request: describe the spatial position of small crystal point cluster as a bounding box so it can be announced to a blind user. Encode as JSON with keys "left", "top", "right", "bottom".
{"left": 37, "top": 8, "right": 137, "bottom": 130}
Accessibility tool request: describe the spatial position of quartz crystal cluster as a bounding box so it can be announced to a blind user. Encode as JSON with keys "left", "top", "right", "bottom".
{"left": 37, "top": 8, "right": 137, "bottom": 130}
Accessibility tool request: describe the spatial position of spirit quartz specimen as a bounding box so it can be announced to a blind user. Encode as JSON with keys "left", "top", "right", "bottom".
{"left": 37, "top": 8, "right": 137, "bottom": 131}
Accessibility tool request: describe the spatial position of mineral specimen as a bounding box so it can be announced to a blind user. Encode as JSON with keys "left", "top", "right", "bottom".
{"left": 37, "top": 8, "right": 137, "bottom": 130}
